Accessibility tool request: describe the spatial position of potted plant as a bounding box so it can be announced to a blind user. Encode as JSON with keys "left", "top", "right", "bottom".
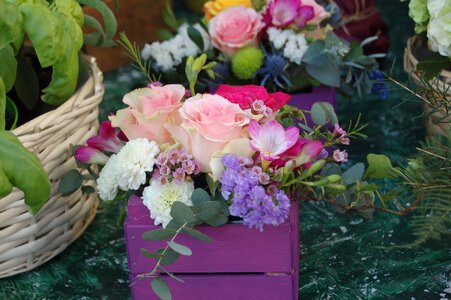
{"left": 0, "top": 0, "right": 116, "bottom": 278}
{"left": 403, "top": 0, "right": 451, "bottom": 136}
{"left": 139, "top": 0, "right": 386, "bottom": 115}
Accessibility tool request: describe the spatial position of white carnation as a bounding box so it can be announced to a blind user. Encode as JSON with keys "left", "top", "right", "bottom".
{"left": 427, "top": 0, "right": 451, "bottom": 57}
{"left": 115, "top": 138, "right": 160, "bottom": 191}
{"left": 97, "top": 154, "right": 120, "bottom": 201}
{"left": 142, "top": 180, "right": 194, "bottom": 228}
{"left": 267, "top": 27, "right": 309, "bottom": 64}
{"left": 141, "top": 23, "right": 211, "bottom": 72}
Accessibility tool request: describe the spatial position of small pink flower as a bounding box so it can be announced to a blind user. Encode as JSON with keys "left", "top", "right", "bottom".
{"left": 168, "top": 149, "right": 181, "bottom": 165}
{"left": 249, "top": 119, "right": 300, "bottom": 161}
{"left": 147, "top": 81, "right": 163, "bottom": 88}
{"left": 333, "top": 149, "right": 349, "bottom": 163}
{"left": 182, "top": 161, "right": 196, "bottom": 175}
{"left": 208, "top": 6, "right": 264, "bottom": 55}
{"left": 74, "top": 146, "right": 109, "bottom": 165}
{"left": 341, "top": 137, "right": 350, "bottom": 145}
{"left": 173, "top": 168, "right": 186, "bottom": 184}
{"left": 87, "top": 121, "right": 123, "bottom": 153}
{"left": 159, "top": 165, "right": 171, "bottom": 176}
{"left": 259, "top": 173, "right": 270, "bottom": 185}
{"left": 333, "top": 124, "right": 347, "bottom": 137}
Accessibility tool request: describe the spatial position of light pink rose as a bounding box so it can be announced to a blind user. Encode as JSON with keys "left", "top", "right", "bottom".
{"left": 165, "top": 94, "right": 249, "bottom": 172}
{"left": 302, "top": 0, "right": 330, "bottom": 39}
{"left": 208, "top": 6, "right": 264, "bottom": 55}
{"left": 109, "top": 85, "right": 185, "bottom": 144}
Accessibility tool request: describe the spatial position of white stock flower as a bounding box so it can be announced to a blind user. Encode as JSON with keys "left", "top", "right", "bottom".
{"left": 115, "top": 138, "right": 160, "bottom": 191}
{"left": 427, "top": 0, "right": 451, "bottom": 57}
{"left": 142, "top": 179, "right": 194, "bottom": 228}
{"left": 267, "top": 27, "right": 308, "bottom": 64}
{"left": 97, "top": 154, "right": 120, "bottom": 201}
{"left": 141, "top": 23, "right": 211, "bottom": 72}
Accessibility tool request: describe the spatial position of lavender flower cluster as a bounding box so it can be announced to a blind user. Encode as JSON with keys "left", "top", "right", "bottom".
{"left": 154, "top": 148, "right": 201, "bottom": 185}
{"left": 220, "top": 154, "right": 290, "bottom": 231}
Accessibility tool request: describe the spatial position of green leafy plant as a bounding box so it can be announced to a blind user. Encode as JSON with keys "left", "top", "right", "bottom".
{"left": 0, "top": 0, "right": 117, "bottom": 214}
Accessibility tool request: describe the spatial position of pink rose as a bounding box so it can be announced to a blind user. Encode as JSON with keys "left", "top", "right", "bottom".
{"left": 215, "top": 84, "right": 291, "bottom": 112}
{"left": 109, "top": 84, "right": 185, "bottom": 144}
{"left": 165, "top": 94, "right": 249, "bottom": 172}
{"left": 209, "top": 6, "right": 264, "bottom": 55}
{"left": 301, "top": 0, "right": 330, "bottom": 39}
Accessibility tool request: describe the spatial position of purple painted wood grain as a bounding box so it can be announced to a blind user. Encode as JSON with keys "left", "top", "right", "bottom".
{"left": 129, "top": 274, "right": 294, "bottom": 300}
{"left": 288, "top": 86, "right": 336, "bottom": 111}
{"left": 125, "top": 196, "right": 293, "bottom": 274}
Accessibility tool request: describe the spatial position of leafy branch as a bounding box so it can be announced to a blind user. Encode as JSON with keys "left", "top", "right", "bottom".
{"left": 134, "top": 189, "right": 229, "bottom": 300}
{"left": 185, "top": 54, "right": 216, "bottom": 96}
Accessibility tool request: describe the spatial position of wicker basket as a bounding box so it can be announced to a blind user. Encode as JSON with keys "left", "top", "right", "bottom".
{"left": 0, "top": 56, "right": 103, "bottom": 278}
{"left": 404, "top": 36, "right": 451, "bottom": 136}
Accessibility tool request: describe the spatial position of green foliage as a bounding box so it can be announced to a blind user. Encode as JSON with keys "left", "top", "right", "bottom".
{"left": 416, "top": 56, "right": 451, "bottom": 80}
{"left": 151, "top": 277, "right": 172, "bottom": 300}
{"left": 140, "top": 196, "right": 229, "bottom": 300}
{"left": 0, "top": 131, "right": 50, "bottom": 214}
{"left": 79, "top": 0, "right": 117, "bottom": 47}
{"left": 311, "top": 102, "right": 338, "bottom": 125}
{"left": 58, "top": 169, "right": 83, "bottom": 194}
{"left": 185, "top": 54, "right": 217, "bottom": 95}
{"left": 364, "top": 154, "right": 398, "bottom": 179}
{"left": 117, "top": 32, "right": 154, "bottom": 82}
{"left": 397, "top": 135, "right": 451, "bottom": 246}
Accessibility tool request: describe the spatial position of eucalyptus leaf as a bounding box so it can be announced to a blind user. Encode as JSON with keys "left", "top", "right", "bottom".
{"left": 142, "top": 228, "right": 176, "bottom": 241}
{"left": 161, "top": 248, "right": 180, "bottom": 265}
{"left": 205, "top": 214, "right": 228, "bottom": 227}
{"left": 151, "top": 277, "right": 172, "bottom": 300}
{"left": 170, "top": 201, "right": 197, "bottom": 224}
{"left": 194, "top": 201, "right": 221, "bottom": 222}
{"left": 182, "top": 227, "right": 213, "bottom": 243}
{"left": 0, "top": 131, "right": 50, "bottom": 214}
{"left": 342, "top": 163, "right": 365, "bottom": 185}
{"left": 306, "top": 60, "right": 341, "bottom": 87}
{"left": 81, "top": 185, "right": 95, "bottom": 194}
{"left": 140, "top": 248, "right": 162, "bottom": 259}
{"left": 167, "top": 241, "right": 192, "bottom": 256}
{"left": 58, "top": 169, "right": 83, "bottom": 194}
{"left": 191, "top": 188, "right": 211, "bottom": 205}
{"left": 311, "top": 102, "right": 338, "bottom": 125}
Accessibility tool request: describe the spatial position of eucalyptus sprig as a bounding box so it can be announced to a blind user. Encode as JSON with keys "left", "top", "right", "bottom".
{"left": 136, "top": 189, "right": 229, "bottom": 300}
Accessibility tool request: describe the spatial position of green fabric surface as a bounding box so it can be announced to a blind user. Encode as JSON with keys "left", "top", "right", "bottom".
{"left": 1, "top": 0, "right": 450, "bottom": 299}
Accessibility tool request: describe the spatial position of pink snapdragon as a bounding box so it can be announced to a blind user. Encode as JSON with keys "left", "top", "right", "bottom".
{"left": 87, "top": 121, "right": 123, "bottom": 153}
{"left": 74, "top": 146, "right": 109, "bottom": 165}
{"left": 333, "top": 149, "right": 349, "bottom": 163}
{"left": 248, "top": 119, "right": 299, "bottom": 161}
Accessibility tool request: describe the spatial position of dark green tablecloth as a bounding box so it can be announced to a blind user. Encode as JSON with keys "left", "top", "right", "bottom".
{"left": 1, "top": 0, "right": 450, "bottom": 299}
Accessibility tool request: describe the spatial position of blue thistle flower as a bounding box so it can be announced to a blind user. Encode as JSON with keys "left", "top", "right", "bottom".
{"left": 369, "top": 70, "right": 389, "bottom": 99}
{"left": 255, "top": 49, "right": 292, "bottom": 89}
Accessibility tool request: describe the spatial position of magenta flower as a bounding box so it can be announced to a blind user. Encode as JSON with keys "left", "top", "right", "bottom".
{"left": 74, "top": 146, "right": 109, "bottom": 164}
{"left": 295, "top": 5, "right": 315, "bottom": 27}
{"left": 333, "top": 149, "right": 349, "bottom": 163}
{"left": 267, "top": 0, "right": 300, "bottom": 27}
{"left": 87, "top": 121, "right": 123, "bottom": 153}
{"left": 294, "top": 138, "right": 324, "bottom": 166}
{"left": 249, "top": 119, "right": 299, "bottom": 161}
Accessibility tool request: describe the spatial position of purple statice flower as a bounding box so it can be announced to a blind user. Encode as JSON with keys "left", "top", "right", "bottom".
{"left": 220, "top": 154, "right": 291, "bottom": 231}
{"left": 154, "top": 148, "right": 200, "bottom": 184}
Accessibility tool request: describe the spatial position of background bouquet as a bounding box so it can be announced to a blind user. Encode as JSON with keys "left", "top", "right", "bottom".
{"left": 140, "top": 0, "right": 385, "bottom": 97}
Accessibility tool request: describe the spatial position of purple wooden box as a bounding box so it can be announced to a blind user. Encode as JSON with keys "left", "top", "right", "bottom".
{"left": 125, "top": 195, "right": 300, "bottom": 300}
{"left": 289, "top": 86, "right": 336, "bottom": 125}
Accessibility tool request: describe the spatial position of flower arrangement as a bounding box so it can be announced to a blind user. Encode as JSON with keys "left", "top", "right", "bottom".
{"left": 67, "top": 52, "right": 409, "bottom": 298}
{"left": 140, "top": 0, "right": 385, "bottom": 97}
